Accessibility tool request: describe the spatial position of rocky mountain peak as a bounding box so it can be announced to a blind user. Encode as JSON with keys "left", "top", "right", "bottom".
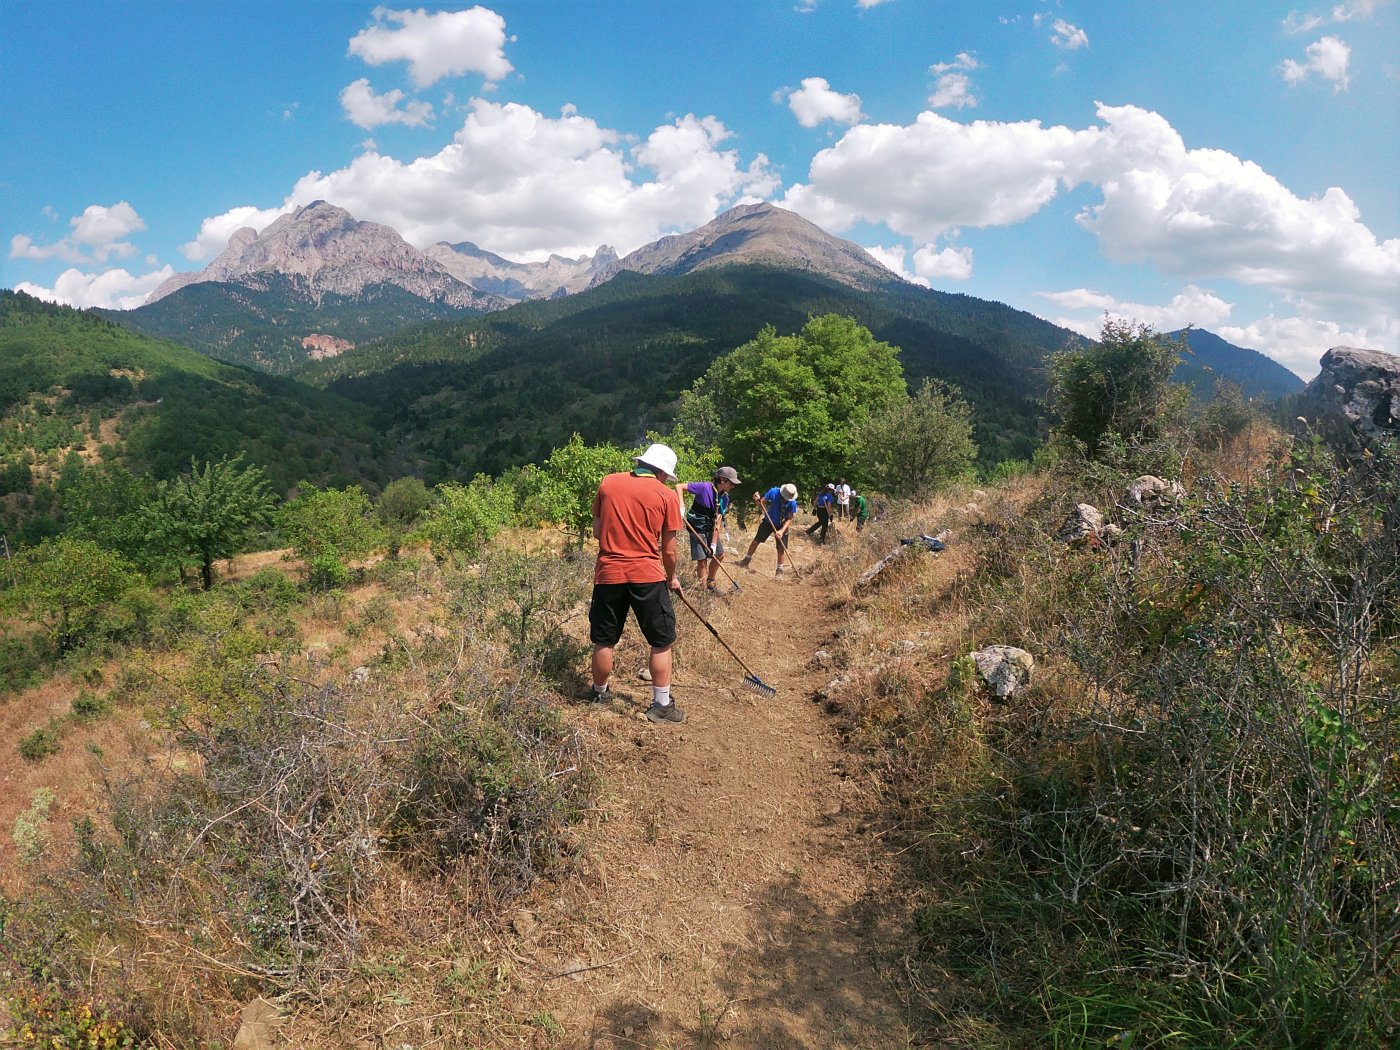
{"left": 144, "top": 201, "right": 502, "bottom": 310}
{"left": 588, "top": 202, "right": 899, "bottom": 290}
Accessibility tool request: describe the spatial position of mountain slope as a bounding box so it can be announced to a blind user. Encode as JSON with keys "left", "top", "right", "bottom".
{"left": 101, "top": 202, "right": 504, "bottom": 373}
{"left": 591, "top": 201, "right": 897, "bottom": 290}
{"left": 305, "top": 264, "right": 1079, "bottom": 479}
{"left": 0, "top": 291, "right": 399, "bottom": 513}
{"left": 1170, "top": 327, "right": 1304, "bottom": 400}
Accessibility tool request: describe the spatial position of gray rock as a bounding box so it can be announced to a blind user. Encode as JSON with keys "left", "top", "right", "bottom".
{"left": 1127, "top": 475, "right": 1185, "bottom": 508}
{"left": 811, "top": 649, "right": 834, "bottom": 668}
{"left": 1300, "top": 346, "right": 1400, "bottom": 457}
{"left": 971, "top": 646, "right": 1035, "bottom": 698}
{"left": 1057, "top": 503, "right": 1105, "bottom": 545}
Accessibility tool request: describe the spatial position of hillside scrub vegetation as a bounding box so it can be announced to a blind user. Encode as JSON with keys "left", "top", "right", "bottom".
{"left": 2, "top": 308, "right": 1393, "bottom": 1045}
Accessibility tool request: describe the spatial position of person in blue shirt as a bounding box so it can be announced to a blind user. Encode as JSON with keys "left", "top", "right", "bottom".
{"left": 806, "top": 483, "right": 835, "bottom": 544}
{"left": 737, "top": 482, "right": 798, "bottom": 575}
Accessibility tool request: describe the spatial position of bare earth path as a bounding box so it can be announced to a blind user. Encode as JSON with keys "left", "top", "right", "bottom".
{"left": 510, "top": 535, "right": 929, "bottom": 1048}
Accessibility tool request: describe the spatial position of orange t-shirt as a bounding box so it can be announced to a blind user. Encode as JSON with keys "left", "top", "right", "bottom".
{"left": 592, "top": 471, "right": 682, "bottom": 584}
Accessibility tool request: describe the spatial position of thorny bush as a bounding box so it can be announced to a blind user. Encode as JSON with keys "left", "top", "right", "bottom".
{"left": 900, "top": 437, "right": 1398, "bottom": 1046}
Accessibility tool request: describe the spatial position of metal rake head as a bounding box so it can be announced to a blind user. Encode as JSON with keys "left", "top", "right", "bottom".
{"left": 743, "top": 673, "right": 777, "bottom": 699}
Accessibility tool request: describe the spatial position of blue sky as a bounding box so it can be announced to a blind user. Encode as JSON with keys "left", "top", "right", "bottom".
{"left": 3, "top": 1, "right": 1396, "bottom": 377}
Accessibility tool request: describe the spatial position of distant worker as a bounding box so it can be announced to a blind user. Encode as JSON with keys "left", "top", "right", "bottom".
{"left": 737, "top": 482, "right": 798, "bottom": 575}
{"left": 588, "top": 443, "right": 686, "bottom": 724}
{"left": 806, "top": 483, "right": 835, "bottom": 544}
{"left": 852, "top": 489, "right": 869, "bottom": 532}
{"left": 835, "top": 478, "right": 852, "bottom": 521}
{"left": 676, "top": 465, "right": 740, "bottom": 591}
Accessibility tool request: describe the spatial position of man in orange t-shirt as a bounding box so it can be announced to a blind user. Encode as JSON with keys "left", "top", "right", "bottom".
{"left": 588, "top": 443, "right": 686, "bottom": 724}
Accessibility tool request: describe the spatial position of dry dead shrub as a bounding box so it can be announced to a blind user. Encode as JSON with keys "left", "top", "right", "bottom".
{"left": 0, "top": 552, "right": 597, "bottom": 1045}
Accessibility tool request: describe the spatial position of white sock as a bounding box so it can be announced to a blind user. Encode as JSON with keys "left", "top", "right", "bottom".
{"left": 592, "top": 683, "right": 610, "bottom": 695}
{"left": 652, "top": 685, "right": 671, "bottom": 706}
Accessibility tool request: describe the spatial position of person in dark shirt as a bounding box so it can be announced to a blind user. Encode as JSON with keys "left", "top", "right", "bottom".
{"left": 806, "top": 483, "right": 835, "bottom": 544}
{"left": 675, "top": 465, "right": 740, "bottom": 591}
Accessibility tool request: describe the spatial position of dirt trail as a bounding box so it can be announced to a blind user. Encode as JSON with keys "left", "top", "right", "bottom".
{"left": 512, "top": 534, "right": 928, "bottom": 1048}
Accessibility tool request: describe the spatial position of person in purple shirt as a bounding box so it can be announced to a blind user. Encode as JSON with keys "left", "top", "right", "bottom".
{"left": 675, "top": 466, "right": 740, "bottom": 590}
{"left": 737, "top": 482, "right": 798, "bottom": 575}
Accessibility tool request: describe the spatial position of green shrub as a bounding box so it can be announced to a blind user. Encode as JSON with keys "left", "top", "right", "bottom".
{"left": 237, "top": 566, "right": 301, "bottom": 611}
{"left": 306, "top": 551, "right": 350, "bottom": 592}
{"left": 10, "top": 787, "right": 56, "bottom": 861}
{"left": 18, "top": 724, "right": 61, "bottom": 761}
{"left": 71, "top": 688, "right": 111, "bottom": 719}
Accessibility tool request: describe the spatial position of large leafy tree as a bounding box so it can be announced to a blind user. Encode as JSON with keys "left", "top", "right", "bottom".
{"left": 1047, "top": 319, "right": 1189, "bottom": 460}
{"left": 678, "top": 314, "right": 905, "bottom": 490}
{"left": 852, "top": 378, "right": 978, "bottom": 498}
{"left": 148, "top": 456, "right": 277, "bottom": 590}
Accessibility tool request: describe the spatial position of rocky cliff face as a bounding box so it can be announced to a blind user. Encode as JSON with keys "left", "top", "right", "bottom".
{"left": 1301, "top": 346, "right": 1400, "bottom": 457}
{"left": 146, "top": 201, "right": 506, "bottom": 310}
{"left": 588, "top": 202, "right": 901, "bottom": 290}
{"left": 425, "top": 241, "right": 619, "bottom": 300}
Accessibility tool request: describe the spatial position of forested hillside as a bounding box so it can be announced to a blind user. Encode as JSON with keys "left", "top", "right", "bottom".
{"left": 0, "top": 291, "right": 399, "bottom": 542}
{"left": 97, "top": 276, "right": 481, "bottom": 374}
{"left": 307, "top": 265, "right": 1075, "bottom": 479}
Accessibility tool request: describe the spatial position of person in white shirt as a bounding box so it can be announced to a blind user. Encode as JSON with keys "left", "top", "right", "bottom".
{"left": 835, "top": 478, "right": 852, "bottom": 521}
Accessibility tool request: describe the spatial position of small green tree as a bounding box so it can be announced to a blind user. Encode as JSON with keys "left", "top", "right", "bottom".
{"left": 376, "top": 476, "right": 431, "bottom": 557}
{"left": 542, "top": 434, "right": 632, "bottom": 547}
{"left": 148, "top": 455, "right": 276, "bottom": 590}
{"left": 1047, "top": 319, "right": 1189, "bottom": 461}
{"left": 2, "top": 536, "right": 138, "bottom": 655}
{"left": 280, "top": 484, "right": 386, "bottom": 586}
{"left": 416, "top": 475, "right": 514, "bottom": 565}
{"left": 852, "top": 378, "right": 978, "bottom": 498}
{"left": 678, "top": 314, "right": 906, "bottom": 489}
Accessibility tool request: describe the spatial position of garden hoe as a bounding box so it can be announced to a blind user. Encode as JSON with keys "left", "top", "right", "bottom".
{"left": 674, "top": 589, "right": 778, "bottom": 699}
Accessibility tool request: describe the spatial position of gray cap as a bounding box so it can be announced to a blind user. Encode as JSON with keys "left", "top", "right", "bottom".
{"left": 713, "top": 466, "right": 740, "bottom": 484}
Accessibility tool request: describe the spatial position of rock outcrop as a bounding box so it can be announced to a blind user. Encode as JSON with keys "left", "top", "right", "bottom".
{"left": 145, "top": 201, "right": 506, "bottom": 310}
{"left": 1300, "top": 346, "right": 1400, "bottom": 457}
{"left": 971, "top": 646, "right": 1035, "bottom": 699}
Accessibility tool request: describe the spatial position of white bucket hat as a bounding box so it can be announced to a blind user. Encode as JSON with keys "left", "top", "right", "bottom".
{"left": 633, "top": 443, "right": 678, "bottom": 480}
{"left": 780, "top": 483, "right": 798, "bottom": 500}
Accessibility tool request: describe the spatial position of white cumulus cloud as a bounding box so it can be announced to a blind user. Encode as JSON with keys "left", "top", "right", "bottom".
{"left": 1281, "top": 35, "right": 1352, "bottom": 89}
{"left": 348, "top": 6, "right": 513, "bottom": 88}
{"left": 181, "top": 204, "right": 291, "bottom": 261}
{"left": 1038, "top": 284, "right": 1235, "bottom": 340}
{"left": 1218, "top": 311, "right": 1397, "bottom": 378}
{"left": 340, "top": 77, "right": 435, "bottom": 128}
{"left": 782, "top": 101, "right": 1398, "bottom": 350}
{"left": 787, "top": 77, "right": 865, "bottom": 128}
{"left": 928, "top": 55, "right": 980, "bottom": 109}
{"left": 16, "top": 264, "right": 175, "bottom": 311}
{"left": 913, "top": 244, "right": 973, "bottom": 280}
{"left": 1050, "top": 19, "right": 1089, "bottom": 50}
{"left": 862, "top": 244, "right": 921, "bottom": 283}
{"left": 10, "top": 202, "right": 146, "bottom": 264}
{"left": 188, "top": 101, "right": 776, "bottom": 263}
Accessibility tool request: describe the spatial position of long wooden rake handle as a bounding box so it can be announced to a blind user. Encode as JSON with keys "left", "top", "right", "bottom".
{"left": 764, "top": 504, "right": 802, "bottom": 580}
{"left": 680, "top": 514, "right": 742, "bottom": 592}
{"left": 673, "top": 589, "right": 776, "bottom": 697}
